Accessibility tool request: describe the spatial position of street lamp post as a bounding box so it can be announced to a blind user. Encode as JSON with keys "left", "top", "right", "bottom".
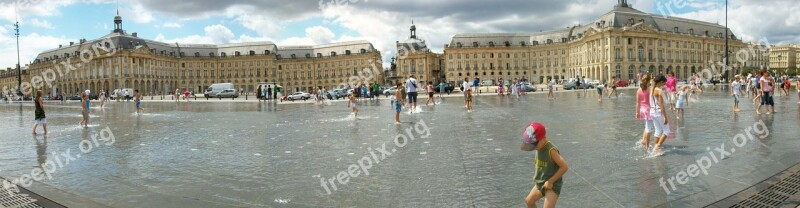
{"left": 14, "top": 21, "right": 22, "bottom": 96}
{"left": 724, "top": 0, "right": 729, "bottom": 81}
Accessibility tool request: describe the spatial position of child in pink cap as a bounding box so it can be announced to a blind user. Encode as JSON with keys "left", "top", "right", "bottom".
{"left": 520, "top": 122, "right": 569, "bottom": 208}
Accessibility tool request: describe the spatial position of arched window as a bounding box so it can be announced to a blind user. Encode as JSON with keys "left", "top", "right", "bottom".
{"left": 221, "top": 52, "right": 227, "bottom": 57}
{"left": 195, "top": 52, "right": 200, "bottom": 57}
{"left": 265, "top": 50, "right": 271, "bottom": 55}
{"left": 317, "top": 53, "right": 322, "bottom": 58}
{"left": 330, "top": 51, "right": 337, "bottom": 56}
{"left": 456, "top": 42, "right": 462, "bottom": 48}
{"left": 360, "top": 49, "right": 366, "bottom": 53}
{"left": 249, "top": 51, "right": 255, "bottom": 56}
{"left": 345, "top": 50, "right": 351, "bottom": 55}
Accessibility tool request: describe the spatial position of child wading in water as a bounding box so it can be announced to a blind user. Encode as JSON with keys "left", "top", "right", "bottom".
{"left": 520, "top": 122, "right": 568, "bottom": 208}
{"left": 33, "top": 90, "right": 48, "bottom": 135}
{"left": 636, "top": 75, "right": 652, "bottom": 150}
{"left": 675, "top": 86, "right": 688, "bottom": 119}
{"left": 731, "top": 76, "right": 742, "bottom": 112}
{"left": 650, "top": 75, "right": 670, "bottom": 155}
{"left": 465, "top": 87, "right": 473, "bottom": 112}
{"left": 134, "top": 89, "right": 143, "bottom": 114}
{"left": 393, "top": 83, "right": 404, "bottom": 125}
{"left": 80, "top": 93, "right": 90, "bottom": 128}
{"left": 348, "top": 93, "right": 359, "bottom": 117}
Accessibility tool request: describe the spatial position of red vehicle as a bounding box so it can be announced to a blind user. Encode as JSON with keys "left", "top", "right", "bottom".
{"left": 616, "top": 80, "right": 630, "bottom": 87}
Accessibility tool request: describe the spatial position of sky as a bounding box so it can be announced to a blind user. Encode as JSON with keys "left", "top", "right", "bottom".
{"left": 0, "top": 0, "right": 798, "bottom": 69}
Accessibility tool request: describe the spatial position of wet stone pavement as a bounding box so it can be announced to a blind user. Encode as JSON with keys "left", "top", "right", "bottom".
{"left": 1, "top": 89, "right": 799, "bottom": 207}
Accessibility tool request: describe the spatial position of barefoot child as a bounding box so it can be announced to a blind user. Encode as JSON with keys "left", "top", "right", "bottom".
{"left": 134, "top": 89, "right": 143, "bottom": 114}
{"left": 636, "top": 75, "right": 652, "bottom": 150}
{"left": 675, "top": 86, "right": 688, "bottom": 119}
{"left": 520, "top": 122, "right": 568, "bottom": 208}
{"left": 393, "top": 83, "right": 404, "bottom": 124}
{"left": 80, "top": 93, "right": 90, "bottom": 128}
{"left": 348, "top": 93, "right": 358, "bottom": 117}
{"left": 465, "top": 87, "right": 473, "bottom": 112}
{"left": 731, "top": 76, "right": 742, "bottom": 112}
{"left": 33, "top": 90, "right": 48, "bottom": 135}
{"left": 650, "top": 75, "right": 670, "bottom": 155}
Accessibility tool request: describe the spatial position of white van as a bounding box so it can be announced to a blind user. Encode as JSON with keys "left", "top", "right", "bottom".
{"left": 205, "top": 83, "right": 235, "bottom": 98}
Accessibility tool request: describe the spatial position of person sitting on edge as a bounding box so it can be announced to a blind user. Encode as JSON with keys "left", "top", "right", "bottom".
{"left": 521, "top": 122, "right": 568, "bottom": 208}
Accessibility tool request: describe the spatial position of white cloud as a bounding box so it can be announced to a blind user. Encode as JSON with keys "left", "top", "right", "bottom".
{"left": 0, "top": 26, "right": 72, "bottom": 69}
{"left": 121, "top": 3, "right": 154, "bottom": 24}
{"left": 161, "top": 22, "right": 182, "bottom": 28}
{"left": 27, "top": 18, "right": 54, "bottom": 29}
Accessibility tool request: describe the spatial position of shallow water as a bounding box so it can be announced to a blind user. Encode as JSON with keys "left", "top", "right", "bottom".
{"left": 1, "top": 89, "right": 799, "bottom": 207}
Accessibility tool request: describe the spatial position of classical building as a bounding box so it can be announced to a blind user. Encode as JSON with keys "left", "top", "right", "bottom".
{"left": 25, "top": 12, "right": 382, "bottom": 97}
{"left": 769, "top": 45, "right": 798, "bottom": 71}
{"left": 741, "top": 42, "right": 770, "bottom": 71}
{"left": 443, "top": 0, "right": 748, "bottom": 84}
{"left": 0, "top": 66, "right": 29, "bottom": 95}
{"left": 392, "top": 22, "right": 444, "bottom": 86}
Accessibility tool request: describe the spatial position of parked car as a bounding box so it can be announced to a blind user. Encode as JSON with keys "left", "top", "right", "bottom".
{"left": 433, "top": 83, "right": 455, "bottom": 93}
{"left": 522, "top": 83, "right": 538, "bottom": 92}
{"left": 68, "top": 95, "right": 82, "bottom": 100}
{"left": 564, "top": 80, "right": 593, "bottom": 90}
{"left": 288, "top": 92, "right": 310, "bottom": 101}
{"left": 616, "top": 80, "right": 630, "bottom": 87}
{"left": 216, "top": 89, "right": 239, "bottom": 98}
{"left": 383, "top": 86, "right": 398, "bottom": 96}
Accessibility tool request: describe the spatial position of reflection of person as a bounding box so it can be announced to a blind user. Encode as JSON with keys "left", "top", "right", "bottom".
{"left": 34, "top": 135, "right": 48, "bottom": 167}
{"left": 520, "top": 122, "right": 568, "bottom": 208}
{"left": 33, "top": 90, "right": 48, "bottom": 135}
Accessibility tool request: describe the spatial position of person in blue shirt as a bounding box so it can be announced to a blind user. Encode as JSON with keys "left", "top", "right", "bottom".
{"left": 438, "top": 81, "right": 445, "bottom": 97}
{"left": 473, "top": 77, "right": 480, "bottom": 95}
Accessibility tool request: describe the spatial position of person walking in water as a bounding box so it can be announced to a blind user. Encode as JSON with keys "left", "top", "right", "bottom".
{"left": 520, "top": 122, "right": 568, "bottom": 208}
{"left": 636, "top": 75, "right": 653, "bottom": 151}
{"left": 731, "top": 75, "right": 743, "bottom": 112}
{"left": 393, "top": 83, "right": 404, "bottom": 125}
{"left": 134, "top": 89, "right": 143, "bottom": 114}
{"left": 80, "top": 93, "right": 90, "bottom": 128}
{"left": 650, "top": 75, "right": 670, "bottom": 155}
{"left": 675, "top": 86, "right": 688, "bottom": 120}
{"left": 348, "top": 93, "right": 359, "bottom": 117}
{"left": 33, "top": 90, "right": 48, "bottom": 135}
{"left": 406, "top": 75, "right": 419, "bottom": 113}
{"left": 757, "top": 71, "right": 775, "bottom": 115}
{"left": 547, "top": 79, "right": 555, "bottom": 99}
{"left": 175, "top": 88, "right": 180, "bottom": 103}
{"left": 99, "top": 90, "right": 107, "bottom": 108}
{"left": 425, "top": 82, "right": 436, "bottom": 106}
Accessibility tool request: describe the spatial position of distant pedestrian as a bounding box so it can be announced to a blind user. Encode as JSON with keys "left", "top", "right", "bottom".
{"left": 393, "top": 83, "right": 403, "bottom": 125}
{"left": 547, "top": 79, "right": 554, "bottom": 99}
{"left": 438, "top": 81, "right": 445, "bottom": 97}
{"left": 348, "top": 93, "right": 358, "bottom": 117}
{"left": 473, "top": 77, "right": 480, "bottom": 96}
{"left": 99, "top": 90, "right": 106, "bottom": 108}
{"left": 134, "top": 89, "right": 143, "bottom": 114}
{"left": 666, "top": 71, "right": 677, "bottom": 111}
{"left": 596, "top": 82, "right": 603, "bottom": 102}
{"left": 257, "top": 85, "right": 263, "bottom": 103}
{"left": 175, "top": 88, "right": 180, "bottom": 102}
{"left": 465, "top": 86, "right": 473, "bottom": 112}
{"left": 498, "top": 79, "right": 504, "bottom": 96}
{"left": 183, "top": 90, "right": 191, "bottom": 101}
{"left": 267, "top": 86, "right": 273, "bottom": 101}
{"left": 675, "top": 86, "right": 688, "bottom": 120}
{"left": 731, "top": 76, "right": 742, "bottom": 112}
{"left": 425, "top": 82, "right": 435, "bottom": 106}
{"left": 80, "top": 93, "right": 90, "bottom": 128}
{"left": 463, "top": 78, "right": 471, "bottom": 108}
{"left": 32, "top": 90, "right": 47, "bottom": 135}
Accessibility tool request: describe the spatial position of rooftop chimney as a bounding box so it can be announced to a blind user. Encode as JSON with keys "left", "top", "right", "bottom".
{"left": 70, "top": 42, "right": 74, "bottom": 46}
{"left": 132, "top": 32, "right": 138, "bottom": 37}
{"left": 58, "top": 44, "right": 62, "bottom": 48}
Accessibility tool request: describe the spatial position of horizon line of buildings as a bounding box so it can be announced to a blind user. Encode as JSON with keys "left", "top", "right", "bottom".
{"left": 1, "top": 0, "right": 796, "bottom": 97}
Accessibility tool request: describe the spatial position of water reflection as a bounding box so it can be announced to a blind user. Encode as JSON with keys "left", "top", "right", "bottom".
{"left": 34, "top": 134, "right": 47, "bottom": 167}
